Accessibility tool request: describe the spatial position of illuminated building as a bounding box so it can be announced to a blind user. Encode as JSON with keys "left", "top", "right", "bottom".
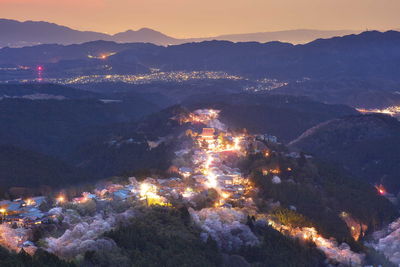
{"left": 201, "top": 128, "right": 215, "bottom": 141}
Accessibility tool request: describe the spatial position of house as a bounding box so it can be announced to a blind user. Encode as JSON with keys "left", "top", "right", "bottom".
{"left": 23, "top": 208, "right": 46, "bottom": 221}
{"left": 193, "top": 175, "right": 207, "bottom": 184}
{"left": 73, "top": 192, "right": 97, "bottom": 204}
{"left": 30, "top": 196, "right": 47, "bottom": 207}
{"left": 218, "top": 175, "right": 234, "bottom": 186}
{"left": 200, "top": 128, "right": 215, "bottom": 141}
{"left": 0, "top": 200, "right": 12, "bottom": 208}
{"left": 113, "top": 189, "right": 131, "bottom": 200}
{"left": 179, "top": 167, "right": 193, "bottom": 177}
{"left": 8, "top": 202, "right": 23, "bottom": 213}
{"left": 3, "top": 215, "right": 25, "bottom": 227}
{"left": 256, "top": 134, "right": 278, "bottom": 143}
{"left": 22, "top": 241, "right": 35, "bottom": 248}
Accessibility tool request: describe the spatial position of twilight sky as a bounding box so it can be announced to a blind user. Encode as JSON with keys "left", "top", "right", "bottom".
{"left": 1, "top": 0, "right": 399, "bottom": 37}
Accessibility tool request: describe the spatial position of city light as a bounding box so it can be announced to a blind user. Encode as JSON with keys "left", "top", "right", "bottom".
{"left": 56, "top": 196, "right": 65, "bottom": 203}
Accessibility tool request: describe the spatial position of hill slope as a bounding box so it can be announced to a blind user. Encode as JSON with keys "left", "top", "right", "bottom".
{"left": 0, "top": 84, "right": 162, "bottom": 158}
{"left": 290, "top": 114, "right": 400, "bottom": 192}
{"left": 0, "top": 145, "right": 86, "bottom": 193}
{"left": 183, "top": 93, "right": 358, "bottom": 142}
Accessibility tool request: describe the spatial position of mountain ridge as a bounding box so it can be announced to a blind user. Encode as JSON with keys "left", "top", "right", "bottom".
{"left": 0, "top": 18, "right": 361, "bottom": 47}
{"left": 1, "top": 30, "right": 400, "bottom": 84}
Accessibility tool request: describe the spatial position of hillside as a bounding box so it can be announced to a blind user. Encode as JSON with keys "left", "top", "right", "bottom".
{"left": 0, "top": 41, "right": 158, "bottom": 79}
{"left": 0, "top": 101, "right": 397, "bottom": 266}
{"left": 0, "top": 83, "right": 100, "bottom": 99}
{"left": 0, "top": 106, "right": 395, "bottom": 266}
{"left": 70, "top": 96, "right": 357, "bottom": 178}
{"left": 183, "top": 93, "right": 358, "bottom": 142}
{"left": 290, "top": 114, "right": 400, "bottom": 192}
{"left": 0, "top": 145, "right": 87, "bottom": 195}
{"left": 0, "top": 84, "right": 162, "bottom": 158}
{"left": 272, "top": 79, "right": 400, "bottom": 108}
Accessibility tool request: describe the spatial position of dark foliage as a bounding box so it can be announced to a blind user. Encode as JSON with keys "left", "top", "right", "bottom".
{"left": 100, "top": 206, "right": 222, "bottom": 267}
{"left": 238, "top": 225, "right": 325, "bottom": 267}
{"left": 0, "top": 145, "right": 88, "bottom": 197}
{"left": 0, "top": 246, "right": 75, "bottom": 267}
{"left": 290, "top": 114, "right": 400, "bottom": 192}
{"left": 243, "top": 150, "right": 398, "bottom": 247}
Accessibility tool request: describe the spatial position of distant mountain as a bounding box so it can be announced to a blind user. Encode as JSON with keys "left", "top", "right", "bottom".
{"left": 149, "top": 30, "right": 400, "bottom": 80}
{"left": 112, "top": 28, "right": 179, "bottom": 44}
{"left": 272, "top": 79, "right": 400, "bottom": 109}
{"left": 0, "top": 40, "right": 159, "bottom": 65}
{"left": 1, "top": 30, "right": 400, "bottom": 80}
{"left": 0, "top": 19, "right": 108, "bottom": 47}
{"left": 0, "top": 18, "right": 360, "bottom": 47}
{"left": 212, "top": 29, "right": 358, "bottom": 44}
{"left": 2, "top": 30, "right": 400, "bottom": 109}
{"left": 110, "top": 30, "right": 400, "bottom": 82}
{"left": 0, "top": 19, "right": 179, "bottom": 47}
{"left": 290, "top": 114, "right": 400, "bottom": 193}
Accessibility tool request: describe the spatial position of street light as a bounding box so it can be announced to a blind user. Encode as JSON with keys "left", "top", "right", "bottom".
{"left": 0, "top": 208, "right": 6, "bottom": 222}
{"left": 57, "top": 196, "right": 65, "bottom": 203}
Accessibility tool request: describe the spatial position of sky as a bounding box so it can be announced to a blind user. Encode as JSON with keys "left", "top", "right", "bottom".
{"left": 0, "top": 0, "right": 399, "bottom": 37}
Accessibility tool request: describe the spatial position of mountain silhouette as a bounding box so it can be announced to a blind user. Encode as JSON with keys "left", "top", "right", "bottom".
{"left": 0, "top": 18, "right": 360, "bottom": 47}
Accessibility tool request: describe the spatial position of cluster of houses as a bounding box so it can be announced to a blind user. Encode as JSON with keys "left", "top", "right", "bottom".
{"left": 0, "top": 181, "right": 151, "bottom": 229}
{"left": 178, "top": 127, "right": 257, "bottom": 207}
{"left": 0, "top": 197, "right": 48, "bottom": 228}
{"left": 0, "top": 119, "right": 277, "bottom": 230}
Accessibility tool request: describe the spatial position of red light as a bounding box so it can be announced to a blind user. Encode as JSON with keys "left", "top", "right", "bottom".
{"left": 375, "top": 185, "right": 386, "bottom": 195}
{"left": 37, "top": 66, "right": 43, "bottom": 71}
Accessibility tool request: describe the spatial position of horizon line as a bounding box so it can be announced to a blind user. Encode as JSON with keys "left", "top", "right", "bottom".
{"left": 2, "top": 17, "right": 390, "bottom": 39}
